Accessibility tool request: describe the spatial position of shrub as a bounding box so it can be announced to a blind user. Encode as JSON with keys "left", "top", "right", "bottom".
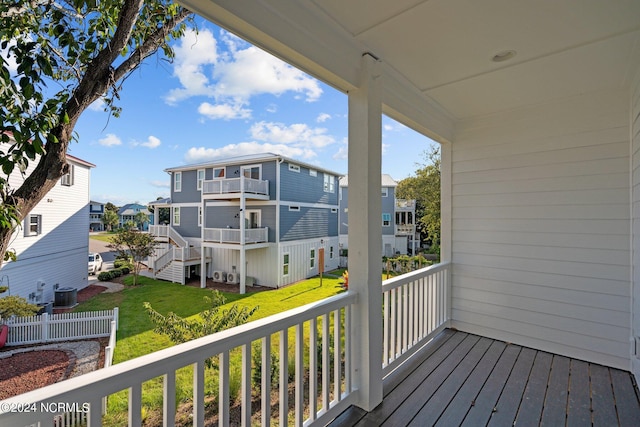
{"left": 98, "top": 271, "right": 113, "bottom": 281}
{"left": 0, "top": 296, "right": 40, "bottom": 318}
{"left": 119, "top": 266, "right": 130, "bottom": 275}
{"left": 251, "top": 341, "right": 279, "bottom": 395}
{"left": 111, "top": 269, "right": 123, "bottom": 278}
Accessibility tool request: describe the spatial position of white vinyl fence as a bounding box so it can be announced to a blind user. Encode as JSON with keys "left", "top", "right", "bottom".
{"left": 3, "top": 308, "right": 119, "bottom": 346}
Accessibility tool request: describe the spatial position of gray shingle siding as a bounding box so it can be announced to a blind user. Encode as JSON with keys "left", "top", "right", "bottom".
{"left": 204, "top": 205, "right": 276, "bottom": 242}
{"left": 171, "top": 170, "right": 200, "bottom": 203}
{"left": 280, "top": 206, "right": 338, "bottom": 241}
{"left": 174, "top": 206, "right": 200, "bottom": 238}
{"left": 280, "top": 162, "right": 338, "bottom": 205}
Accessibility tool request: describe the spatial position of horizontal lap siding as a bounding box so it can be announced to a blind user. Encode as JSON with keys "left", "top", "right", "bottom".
{"left": 451, "top": 90, "right": 631, "bottom": 369}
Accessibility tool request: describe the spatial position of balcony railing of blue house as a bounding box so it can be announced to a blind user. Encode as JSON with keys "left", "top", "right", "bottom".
{"left": 0, "top": 263, "right": 451, "bottom": 427}
{"left": 395, "top": 199, "right": 415, "bottom": 210}
{"left": 395, "top": 224, "right": 415, "bottom": 236}
{"left": 202, "top": 177, "right": 269, "bottom": 197}
{"left": 203, "top": 227, "right": 269, "bottom": 244}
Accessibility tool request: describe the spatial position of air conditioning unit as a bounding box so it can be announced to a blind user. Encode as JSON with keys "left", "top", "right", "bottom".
{"left": 212, "top": 271, "right": 226, "bottom": 282}
{"left": 226, "top": 272, "right": 239, "bottom": 284}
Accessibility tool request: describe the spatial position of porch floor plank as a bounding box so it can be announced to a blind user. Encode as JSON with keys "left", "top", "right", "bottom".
{"left": 329, "top": 330, "right": 640, "bottom": 427}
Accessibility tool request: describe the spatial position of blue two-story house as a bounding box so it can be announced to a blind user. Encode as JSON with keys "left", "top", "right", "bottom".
{"left": 149, "top": 153, "right": 341, "bottom": 292}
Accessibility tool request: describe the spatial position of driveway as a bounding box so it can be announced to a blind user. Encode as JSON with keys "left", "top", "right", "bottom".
{"left": 89, "top": 234, "right": 116, "bottom": 273}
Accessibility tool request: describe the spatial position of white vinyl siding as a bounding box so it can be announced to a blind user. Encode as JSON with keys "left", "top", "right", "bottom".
{"left": 450, "top": 90, "right": 631, "bottom": 370}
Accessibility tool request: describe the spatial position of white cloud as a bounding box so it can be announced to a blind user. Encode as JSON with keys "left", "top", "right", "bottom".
{"left": 198, "top": 102, "right": 251, "bottom": 120}
{"left": 133, "top": 135, "right": 161, "bottom": 149}
{"left": 150, "top": 180, "right": 170, "bottom": 188}
{"left": 316, "top": 113, "right": 331, "bottom": 123}
{"left": 88, "top": 98, "right": 107, "bottom": 112}
{"left": 164, "top": 28, "right": 218, "bottom": 104}
{"left": 250, "top": 121, "right": 334, "bottom": 148}
{"left": 185, "top": 142, "right": 316, "bottom": 163}
{"left": 98, "top": 134, "right": 122, "bottom": 147}
{"left": 166, "top": 28, "right": 322, "bottom": 119}
{"left": 333, "top": 139, "right": 348, "bottom": 160}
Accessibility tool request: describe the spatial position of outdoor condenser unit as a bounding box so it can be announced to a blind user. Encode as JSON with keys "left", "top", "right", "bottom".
{"left": 212, "top": 271, "right": 226, "bottom": 282}
{"left": 226, "top": 272, "right": 239, "bottom": 284}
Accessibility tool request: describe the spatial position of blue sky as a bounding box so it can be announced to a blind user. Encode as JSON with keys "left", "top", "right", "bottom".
{"left": 65, "top": 19, "right": 436, "bottom": 206}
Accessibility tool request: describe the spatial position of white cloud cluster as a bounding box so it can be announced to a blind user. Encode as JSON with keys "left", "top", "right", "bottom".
{"left": 165, "top": 28, "right": 322, "bottom": 120}
{"left": 132, "top": 135, "right": 161, "bottom": 149}
{"left": 185, "top": 142, "right": 315, "bottom": 163}
{"left": 98, "top": 134, "right": 122, "bottom": 147}
{"left": 249, "top": 121, "right": 334, "bottom": 148}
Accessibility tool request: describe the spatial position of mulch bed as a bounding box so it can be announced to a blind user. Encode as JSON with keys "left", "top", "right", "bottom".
{"left": 0, "top": 350, "right": 70, "bottom": 399}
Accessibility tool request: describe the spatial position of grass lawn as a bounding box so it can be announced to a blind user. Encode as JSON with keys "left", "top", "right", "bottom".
{"left": 74, "top": 272, "right": 347, "bottom": 425}
{"left": 89, "top": 232, "right": 117, "bottom": 243}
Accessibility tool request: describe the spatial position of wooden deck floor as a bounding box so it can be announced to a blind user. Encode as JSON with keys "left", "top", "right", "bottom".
{"left": 330, "top": 329, "right": 640, "bottom": 426}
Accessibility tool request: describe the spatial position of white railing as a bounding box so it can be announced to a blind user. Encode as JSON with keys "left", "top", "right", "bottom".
{"left": 395, "top": 224, "right": 415, "bottom": 235}
{"left": 0, "top": 293, "right": 357, "bottom": 427}
{"left": 395, "top": 199, "right": 415, "bottom": 209}
{"left": 203, "top": 227, "right": 269, "bottom": 244}
{"left": 149, "top": 225, "right": 188, "bottom": 248}
{"left": 203, "top": 177, "right": 269, "bottom": 196}
{"left": 3, "top": 309, "right": 119, "bottom": 346}
{"left": 381, "top": 262, "right": 451, "bottom": 375}
{"left": 103, "top": 319, "right": 118, "bottom": 369}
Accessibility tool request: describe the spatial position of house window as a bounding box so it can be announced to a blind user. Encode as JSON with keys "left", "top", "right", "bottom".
{"left": 330, "top": 246, "right": 334, "bottom": 259}
{"left": 382, "top": 187, "right": 388, "bottom": 197}
{"left": 198, "top": 206, "right": 202, "bottom": 227}
{"left": 310, "top": 249, "right": 315, "bottom": 269}
{"left": 289, "top": 163, "right": 300, "bottom": 173}
{"left": 174, "top": 172, "right": 182, "bottom": 192}
{"left": 173, "top": 207, "right": 181, "bottom": 226}
{"left": 61, "top": 164, "right": 74, "bottom": 186}
{"left": 323, "top": 173, "right": 335, "bottom": 193}
{"left": 310, "top": 169, "right": 317, "bottom": 177}
{"left": 283, "top": 253, "right": 290, "bottom": 276}
{"left": 289, "top": 206, "right": 300, "bottom": 212}
{"left": 242, "top": 165, "right": 261, "bottom": 180}
{"left": 214, "top": 167, "right": 225, "bottom": 178}
{"left": 25, "top": 215, "right": 42, "bottom": 236}
{"left": 197, "top": 169, "right": 205, "bottom": 190}
{"left": 382, "top": 213, "right": 391, "bottom": 227}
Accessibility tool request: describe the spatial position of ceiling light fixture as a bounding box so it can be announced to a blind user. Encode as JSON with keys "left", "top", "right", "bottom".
{"left": 491, "top": 50, "right": 517, "bottom": 62}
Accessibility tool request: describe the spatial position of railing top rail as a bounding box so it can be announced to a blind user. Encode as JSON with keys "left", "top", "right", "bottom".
{"left": 0, "top": 291, "right": 356, "bottom": 409}
{"left": 382, "top": 262, "right": 450, "bottom": 292}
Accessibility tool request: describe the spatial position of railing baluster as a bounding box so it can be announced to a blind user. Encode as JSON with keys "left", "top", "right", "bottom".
{"left": 309, "top": 317, "right": 317, "bottom": 421}
{"left": 242, "top": 343, "right": 251, "bottom": 427}
{"left": 383, "top": 290, "right": 390, "bottom": 366}
{"left": 128, "top": 384, "right": 142, "bottom": 427}
{"left": 163, "top": 371, "right": 176, "bottom": 427}
{"left": 295, "top": 323, "right": 304, "bottom": 427}
{"left": 333, "top": 308, "right": 342, "bottom": 402}
{"left": 219, "top": 351, "right": 230, "bottom": 427}
{"left": 322, "top": 313, "right": 330, "bottom": 412}
{"left": 193, "top": 360, "right": 205, "bottom": 427}
{"left": 261, "top": 335, "right": 271, "bottom": 427}
{"left": 279, "top": 330, "right": 288, "bottom": 427}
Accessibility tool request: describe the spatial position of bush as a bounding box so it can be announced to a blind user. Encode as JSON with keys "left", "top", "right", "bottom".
{"left": 119, "top": 266, "right": 130, "bottom": 275}
{"left": 0, "top": 296, "right": 40, "bottom": 318}
{"left": 251, "top": 341, "right": 279, "bottom": 395}
{"left": 114, "top": 259, "right": 133, "bottom": 270}
{"left": 98, "top": 271, "right": 113, "bottom": 281}
{"left": 111, "top": 269, "right": 123, "bottom": 278}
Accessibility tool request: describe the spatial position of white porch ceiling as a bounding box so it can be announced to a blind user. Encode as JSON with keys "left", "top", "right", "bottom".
{"left": 181, "top": 0, "right": 640, "bottom": 140}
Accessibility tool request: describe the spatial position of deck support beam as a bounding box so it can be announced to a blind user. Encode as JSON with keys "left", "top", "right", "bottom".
{"left": 348, "top": 53, "right": 384, "bottom": 411}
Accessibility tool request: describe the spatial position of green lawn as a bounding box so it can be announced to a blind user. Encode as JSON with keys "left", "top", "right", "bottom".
{"left": 74, "top": 272, "right": 346, "bottom": 425}
{"left": 89, "top": 232, "right": 116, "bottom": 243}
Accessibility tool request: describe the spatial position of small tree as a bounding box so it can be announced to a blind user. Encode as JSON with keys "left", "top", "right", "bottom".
{"left": 134, "top": 211, "right": 149, "bottom": 230}
{"left": 0, "top": 296, "right": 39, "bottom": 319}
{"left": 144, "top": 291, "right": 258, "bottom": 367}
{"left": 101, "top": 209, "right": 119, "bottom": 231}
{"left": 108, "top": 229, "right": 158, "bottom": 285}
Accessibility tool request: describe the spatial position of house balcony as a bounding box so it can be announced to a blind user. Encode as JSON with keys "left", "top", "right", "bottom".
{"left": 395, "top": 224, "right": 415, "bottom": 236}
{"left": 395, "top": 199, "right": 415, "bottom": 211}
{"left": 1, "top": 262, "right": 639, "bottom": 427}
{"left": 202, "top": 177, "right": 269, "bottom": 200}
{"left": 203, "top": 226, "right": 269, "bottom": 245}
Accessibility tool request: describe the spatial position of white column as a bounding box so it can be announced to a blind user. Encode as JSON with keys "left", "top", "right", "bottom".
{"left": 348, "top": 53, "right": 383, "bottom": 411}
{"left": 201, "top": 200, "right": 207, "bottom": 288}
{"left": 240, "top": 176, "right": 247, "bottom": 294}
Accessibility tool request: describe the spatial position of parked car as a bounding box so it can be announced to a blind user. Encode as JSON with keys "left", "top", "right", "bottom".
{"left": 88, "top": 253, "right": 103, "bottom": 275}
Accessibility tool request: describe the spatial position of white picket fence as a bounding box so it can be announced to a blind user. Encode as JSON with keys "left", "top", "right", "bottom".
{"left": 3, "top": 308, "right": 119, "bottom": 346}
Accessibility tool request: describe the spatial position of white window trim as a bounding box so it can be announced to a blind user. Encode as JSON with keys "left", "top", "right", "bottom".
{"left": 25, "top": 214, "right": 42, "bottom": 236}
{"left": 310, "top": 169, "right": 317, "bottom": 177}
{"left": 289, "top": 163, "right": 300, "bottom": 173}
{"left": 174, "top": 172, "right": 182, "bottom": 192}
{"left": 213, "top": 167, "right": 225, "bottom": 178}
{"left": 382, "top": 213, "right": 391, "bottom": 227}
{"left": 323, "top": 173, "right": 335, "bottom": 193}
{"left": 245, "top": 209, "right": 261, "bottom": 228}
{"left": 382, "top": 187, "right": 388, "bottom": 197}
{"left": 198, "top": 206, "right": 202, "bottom": 227}
{"left": 283, "top": 253, "right": 290, "bottom": 276}
{"left": 173, "top": 206, "right": 181, "bottom": 226}
{"left": 310, "top": 249, "right": 316, "bottom": 269}
{"left": 241, "top": 164, "right": 262, "bottom": 180}
{"left": 197, "top": 169, "right": 205, "bottom": 190}
{"left": 61, "top": 164, "right": 74, "bottom": 186}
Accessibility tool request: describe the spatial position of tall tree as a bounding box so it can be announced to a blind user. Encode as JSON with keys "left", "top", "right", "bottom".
{"left": 0, "top": 0, "right": 193, "bottom": 265}
{"left": 134, "top": 211, "right": 149, "bottom": 229}
{"left": 101, "top": 209, "right": 118, "bottom": 231}
{"left": 396, "top": 146, "right": 441, "bottom": 255}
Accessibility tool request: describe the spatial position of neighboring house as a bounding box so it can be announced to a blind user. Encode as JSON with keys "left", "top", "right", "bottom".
{"left": 117, "top": 203, "right": 152, "bottom": 231}
{"left": 89, "top": 200, "right": 104, "bottom": 232}
{"left": 339, "top": 174, "right": 417, "bottom": 257}
{"left": 148, "top": 153, "right": 341, "bottom": 290}
{"left": 0, "top": 150, "right": 94, "bottom": 307}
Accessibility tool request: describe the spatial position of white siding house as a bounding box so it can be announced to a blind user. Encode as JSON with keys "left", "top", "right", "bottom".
{"left": 0, "top": 153, "right": 94, "bottom": 305}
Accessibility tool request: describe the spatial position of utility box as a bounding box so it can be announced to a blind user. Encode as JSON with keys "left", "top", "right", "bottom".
{"left": 54, "top": 287, "right": 78, "bottom": 308}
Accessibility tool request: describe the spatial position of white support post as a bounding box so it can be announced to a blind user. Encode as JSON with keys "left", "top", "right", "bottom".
{"left": 347, "top": 53, "right": 384, "bottom": 411}
{"left": 201, "top": 201, "right": 207, "bottom": 289}
{"left": 240, "top": 178, "right": 247, "bottom": 294}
